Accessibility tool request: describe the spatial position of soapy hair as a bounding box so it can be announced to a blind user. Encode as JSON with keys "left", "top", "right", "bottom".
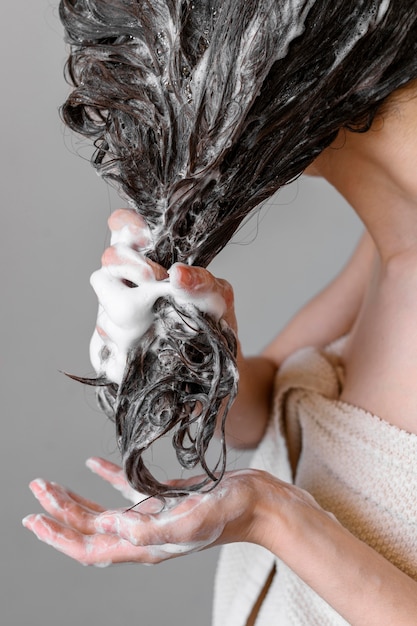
{"left": 59, "top": 0, "right": 417, "bottom": 497}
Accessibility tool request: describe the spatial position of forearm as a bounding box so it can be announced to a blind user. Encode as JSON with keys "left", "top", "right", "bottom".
{"left": 222, "top": 347, "right": 277, "bottom": 449}
{"left": 252, "top": 472, "right": 417, "bottom": 625}
{"left": 263, "top": 231, "right": 375, "bottom": 366}
{"left": 224, "top": 232, "right": 375, "bottom": 449}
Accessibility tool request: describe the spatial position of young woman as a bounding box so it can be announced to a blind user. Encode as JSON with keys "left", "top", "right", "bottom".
{"left": 24, "top": 1, "right": 417, "bottom": 624}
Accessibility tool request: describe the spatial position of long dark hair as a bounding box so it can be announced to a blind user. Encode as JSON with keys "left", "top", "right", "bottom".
{"left": 59, "top": 0, "right": 417, "bottom": 496}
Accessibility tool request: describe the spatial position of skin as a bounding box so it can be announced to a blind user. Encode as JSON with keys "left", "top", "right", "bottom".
{"left": 23, "top": 84, "right": 417, "bottom": 624}
{"left": 24, "top": 459, "right": 263, "bottom": 565}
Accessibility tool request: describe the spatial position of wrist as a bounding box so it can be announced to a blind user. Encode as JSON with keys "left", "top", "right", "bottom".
{"left": 243, "top": 472, "right": 417, "bottom": 625}
{"left": 247, "top": 471, "right": 335, "bottom": 558}
{"left": 243, "top": 470, "right": 293, "bottom": 549}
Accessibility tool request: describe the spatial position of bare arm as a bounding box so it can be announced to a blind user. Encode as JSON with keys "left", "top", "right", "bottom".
{"left": 263, "top": 229, "right": 375, "bottom": 365}
{"left": 225, "top": 230, "right": 375, "bottom": 448}
{"left": 253, "top": 471, "right": 417, "bottom": 626}
{"left": 24, "top": 460, "right": 417, "bottom": 625}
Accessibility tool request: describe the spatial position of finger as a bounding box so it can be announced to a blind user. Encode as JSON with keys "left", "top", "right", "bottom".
{"left": 170, "top": 263, "right": 234, "bottom": 306}
{"left": 22, "top": 513, "right": 155, "bottom": 566}
{"left": 94, "top": 512, "right": 212, "bottom": 558}
{"left": 102, "top": 244, "right": 168, "bottom": 282}
{"left": 90, "top": 266, "right": 171, "bottom": 331}
{"left": 108, "top": 209, "right": 151, "bottom": 248}
{"left": 90, "top": 265, "right": 151, "bottom": 313}
{"left": 169, "top": 263, "right": 235, "bottom": 323}
{"left": 86, "top": 457, "right": 124, "bottom": 480}
{"left": 108, "top": 208, "right": 147, "bottom": 234}
{"left": 86, "top": 457, "right": 144, "bottom": 504}
{"left": 89, "top": 269, "right": 138, "bottom": 323}
{"left": 101, "top": 245, "right": 155, "bottom": 282}
{"left": 65, "top": 489, "right": 106, "bottom": 514}
{"left": 144, "top": 257, "right": 169, "bottom": 281}
{"left": 85, "top": 459, "right": 208, "bottom": 511}
{"left": 95, "top": 509, "right": 172, "bottom": 547}
{"left": 94, "top": 493, "right": 213, "bottom": 548}
{"left": 29, "top": 479, "right": 102, "bottom": 534}
{"left": 169, "top": 263, "right": 217, "bottom": 293}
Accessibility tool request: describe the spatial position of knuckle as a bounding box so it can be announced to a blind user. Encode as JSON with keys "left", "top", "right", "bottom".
{"left": 149, "top": 555, "right": 162, "bottom": 565}
{"left": 107, "top": 208, "right": 132, "bottom": 230}
{"left": 219, "top": 279, "right": 234, "bottom": 305}
{"left": 198, "top": 267, "right": 213, "bottom": 285}
{"left": 108, "top": 209, "right": 148, "bottom": 242}
{"left": 124, "top": 531, "right": 141, "bottom": 546}
{"left": 101, "top": 246, "right": 117, "bottom": 266}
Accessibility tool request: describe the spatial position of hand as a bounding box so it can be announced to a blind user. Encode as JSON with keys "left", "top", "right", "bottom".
{"left": 23, "top": 458, "right": 260, "bottom": 567}
{"left": 90, "top": 209, "right": 237, "bottom": 384}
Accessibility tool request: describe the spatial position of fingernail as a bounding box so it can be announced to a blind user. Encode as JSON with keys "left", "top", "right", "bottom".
{"left": 22, "top": 515, "right": 46, "bottom": 541}
{"left": 170, "top": 263, "right": 196, "bottom": 289}
{"left": 86, "top": 458, "right": 99, "bottom": 471}
{"left": 29, "top": 479, "right": 47, "bottom": 496}
{"left": 22, "top": 515, "right": 34, "bottom": 529}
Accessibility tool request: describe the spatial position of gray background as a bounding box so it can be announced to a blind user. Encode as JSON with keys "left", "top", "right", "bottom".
{"left": 2, "top": 3, "right": 362, "bottom": 625}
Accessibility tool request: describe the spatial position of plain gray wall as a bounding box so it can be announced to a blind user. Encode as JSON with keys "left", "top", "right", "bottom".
{"left": 1, "top": 3, "right": 363, "bottom": 625}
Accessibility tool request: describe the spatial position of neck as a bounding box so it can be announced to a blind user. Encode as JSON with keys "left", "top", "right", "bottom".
{"left": 314, "top": 87, "right": 417, "bottom": 264}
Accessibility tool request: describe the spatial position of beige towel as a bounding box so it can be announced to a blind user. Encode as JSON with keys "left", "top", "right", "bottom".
{"left": 213, "top": 339, "right": 417, "bottom": 626}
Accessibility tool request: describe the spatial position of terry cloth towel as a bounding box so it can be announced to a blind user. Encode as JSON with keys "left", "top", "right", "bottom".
{"left": 212, "top": 339, "right": 417, "bottom": 626}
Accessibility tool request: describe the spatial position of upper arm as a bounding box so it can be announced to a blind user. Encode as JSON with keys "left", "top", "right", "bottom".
{"left": 262, "top": 230, "right": 376, "bottom": 366}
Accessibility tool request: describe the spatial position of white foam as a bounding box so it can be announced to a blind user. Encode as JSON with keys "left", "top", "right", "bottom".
{"left": 90, "top": 248, "right": 226, "bottom": 385}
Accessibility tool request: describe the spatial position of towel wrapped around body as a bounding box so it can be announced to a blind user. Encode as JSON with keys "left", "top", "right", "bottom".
{"left": 213, "top": 337, "right": 417, "bottom": 626}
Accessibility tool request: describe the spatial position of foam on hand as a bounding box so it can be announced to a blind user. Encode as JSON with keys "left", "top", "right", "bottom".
{"left": 89, "top": 229, "right": 226, "bottom": 386}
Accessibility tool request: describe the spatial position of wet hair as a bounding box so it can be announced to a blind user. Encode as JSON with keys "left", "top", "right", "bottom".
{"left": 59, "top": 0, "right": 417, "bottom": 497}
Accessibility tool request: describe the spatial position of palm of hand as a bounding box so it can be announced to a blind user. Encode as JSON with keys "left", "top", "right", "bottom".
{"left": 23, "top": 458, "right": 258, "bottom": 566}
